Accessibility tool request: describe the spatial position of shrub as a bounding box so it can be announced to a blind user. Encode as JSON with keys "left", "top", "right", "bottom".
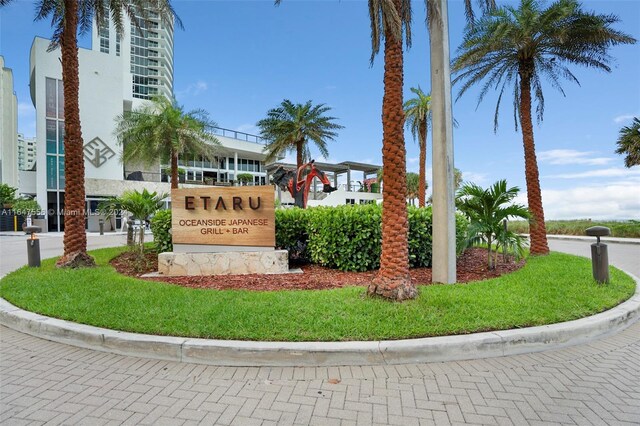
{"left": 408, "top": 207, "right": 468, "bottom": 268}
{"left": 150, "top": 209, "right": 172, "bottom": 253}
{"left": 306, "top": 204, "right": 383, "bottom": 271}
{"left": 275, "top": 208, "right": 310, "bottom": 262}
{"left": 275, "top": 204, "right": 468, "bottom": 271}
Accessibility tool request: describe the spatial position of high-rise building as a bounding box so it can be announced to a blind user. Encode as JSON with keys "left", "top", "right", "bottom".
{"left": 17, "top": 133, "right": 37, "bottom": 171}
{"left": 0, "top": 56, "right": 19, "bottom": 188}
{"left": 92, "top": 10, "right": 174, "bottom": 101}
{"left": 28, "top": 13, "right": 269, "bottom": 232}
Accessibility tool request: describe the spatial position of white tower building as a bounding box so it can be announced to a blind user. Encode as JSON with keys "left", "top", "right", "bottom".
{"left": 92, "top": 10, "right": 174, "bottom": 101}
{"left": 0, "top": 56, "right": 19, "bottom": 188}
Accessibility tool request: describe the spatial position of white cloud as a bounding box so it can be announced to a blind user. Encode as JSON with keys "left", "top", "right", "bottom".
{"left": 516, "top": 182, "right": 640, "bottom": 220}
{"left": 175, "top": 80, "right": 208, "bottom": 98}
{"left": 546, "top": 167, "right": 640, "bottom": 179}
{"left": 613, "top": 113, "right": 637, "bottom": 124}
{"left": 407, "top": 157, "right": 419, "bottom": 164}
{"left": 538, "top": 149, "right": 613, "bottom": 166}
{"left": 460, "top": 171, "right": 488, "bottom": 186}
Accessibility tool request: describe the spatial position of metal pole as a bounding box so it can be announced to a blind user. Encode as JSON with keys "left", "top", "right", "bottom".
{"left": 430, "top": 0, "right": 457, "bottom": 284}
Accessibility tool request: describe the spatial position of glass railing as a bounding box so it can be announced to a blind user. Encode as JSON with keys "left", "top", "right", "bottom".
{"left": 209, "top": 127, "right": 264, "bottom": 144}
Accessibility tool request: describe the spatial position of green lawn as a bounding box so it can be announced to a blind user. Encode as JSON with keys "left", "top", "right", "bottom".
{"left": 0, "top": 246, "right": 635, "bottom": 341}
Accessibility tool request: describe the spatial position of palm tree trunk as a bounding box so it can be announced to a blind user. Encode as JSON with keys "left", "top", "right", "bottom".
{"left": 418, "top": 122, "right": 427, "bottom": 207}
{"left": 519, "top": 71, "right": 549, "bottom": 255}
{"left": 296, "top": 139, "right": 304, "bottom": 170}
{"left": 56, "top": 0, "right": 94, "bottom": 268}
{"left": 171, "top": 150, "right": 179, "bottom": 189}
{"left": 368, "top": 0, "right": 416, "bottom": 301}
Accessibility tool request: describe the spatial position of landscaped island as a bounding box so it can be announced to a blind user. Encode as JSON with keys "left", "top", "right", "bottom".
{"left": 0, "top": 246, "right": 634, "bottom": 342}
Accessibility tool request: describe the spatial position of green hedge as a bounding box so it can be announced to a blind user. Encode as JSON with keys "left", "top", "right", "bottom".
{"left": 151, "top": 205, "right": 468, "bottom": 271}
{"left": 275, "top": 207, "right": 310, "bottom": 261}
{"left": 276, "top": 204, "right": 468, "bottom": 271}
{"left": 306, "top": 204, "right": 382, "bottom": 271}
{"left": 150, "top": 209, "right": 172, "bottom": 253}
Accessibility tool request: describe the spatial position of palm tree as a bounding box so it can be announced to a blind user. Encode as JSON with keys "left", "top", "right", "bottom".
{"left": 452, "top": 0, "right": 635, "bottom": 256}
{"left": 0, "top": 0, "right": 180, "bottom": 267}
{"left": 406, "top": 172, "right": 428, "bottom": 206}
{"left": 615, "top": 117, "right": 640, "bottom": 168}
{"left": 365, "top": 0, "right": 417, "bottom": 301}
{"left": 115, "top": 96, "right": 220, "bottom": 189}
{"left": 257, "top": 100, "right": 343, "bottom": 169}
{"left": 458, "top": 180, "right": 529, "bottom": 269}
{"left": 404, "top": 87, "right": 431, "bottom": 207}
{"left": 99, "top": 189, "right": 167, "bottom": 254}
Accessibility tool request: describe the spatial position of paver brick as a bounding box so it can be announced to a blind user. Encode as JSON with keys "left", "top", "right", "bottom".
{"left": 1, "top": 321, "right": 640, "bottom": 425}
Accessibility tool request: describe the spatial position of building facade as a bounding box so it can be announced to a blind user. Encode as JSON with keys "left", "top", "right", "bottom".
{"left": 28, "top": 16, "right": 269, "bottom": 231}
{"left": 92, "top": 10, "right": 174, "bottom": 101}
{"left": 1, "top": 56, "right": 19, "bottom": 188}
{"left": 17, "top": 133, "right": 37, "bottom": 171}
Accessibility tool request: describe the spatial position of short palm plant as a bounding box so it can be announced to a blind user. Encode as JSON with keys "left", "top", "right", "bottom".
{"left": 457, "top": 180, "right": 529, "bottom": 269}
{"left": 99, "top": 189, "right": 167, "bottom": 254}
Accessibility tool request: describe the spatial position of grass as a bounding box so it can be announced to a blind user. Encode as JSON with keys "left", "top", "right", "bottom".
{"left": 508, "top": 219, "right": 640, "bottom": 238}
{"left": 0, "top": 246, "right": 635, "bottom": 342}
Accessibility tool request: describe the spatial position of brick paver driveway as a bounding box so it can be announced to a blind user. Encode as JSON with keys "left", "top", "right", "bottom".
{"left": 1, "top": 321, "right": 639, "bottom": 425}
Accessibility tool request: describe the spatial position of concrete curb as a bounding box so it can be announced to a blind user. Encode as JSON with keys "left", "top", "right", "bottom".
{"left": 1, "top": 273, "right": 638, "bottom": 367}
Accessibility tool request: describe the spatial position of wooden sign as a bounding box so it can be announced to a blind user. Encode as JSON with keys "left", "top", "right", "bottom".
{"left": 171, "top": 186, "right": 275, "bottom": 247}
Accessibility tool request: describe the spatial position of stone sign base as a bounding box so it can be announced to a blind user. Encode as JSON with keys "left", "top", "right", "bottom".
{"left": 158, "top": 250, "right": 289, "bottom": 276}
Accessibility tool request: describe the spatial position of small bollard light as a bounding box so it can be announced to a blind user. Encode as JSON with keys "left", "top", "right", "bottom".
{"left": 99, "top": 218, "right": 104, "bottom": 235}
{"left": 586, "top": 226, "right": 611, "bottom": 284}
{"left": 25, "top": 225, "right": 42, "bottom": 267}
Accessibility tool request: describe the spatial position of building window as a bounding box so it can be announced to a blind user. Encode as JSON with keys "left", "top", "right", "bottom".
{"left": 45, "top": 78, "right": 56, "bottom": 118}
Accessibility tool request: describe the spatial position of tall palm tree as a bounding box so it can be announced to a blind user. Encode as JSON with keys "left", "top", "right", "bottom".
{"left": 0, "top": 0, "right": 180, "bottom": 267}
{"left": 615, "top": 117, "right": 640, "bottom": 168}
{"left": 404, "top": 86, "right": 431, "bottom": 207}
{"left": 452, "top": 0, "right": 635, "bottom": 256}
{"left": 115, "top": 96, "right": 220, "bottom": 189}
{"left": 366, "top": 0, "right": 417, "bottom": 301}
{"left": 257, "top": 100, "right": 343, "bottom": 169}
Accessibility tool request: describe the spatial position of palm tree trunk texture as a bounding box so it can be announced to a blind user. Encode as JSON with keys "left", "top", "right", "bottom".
{"left": 171, "top": 151, "right": 179, "bottom": 189}
{"left": 418, "top": 122, "right": 427, "bottom": 207}
{"left": 296, "top": 140, "right": 304, "bottom": 170}
{"left": 519, "top": 72, "right": 549, "bottom": 255}
{"left": 368, "top": 0, "right": 417, "bottom": 301}
{"left": 56, "top": 0, "right": 94, "bottom": 267}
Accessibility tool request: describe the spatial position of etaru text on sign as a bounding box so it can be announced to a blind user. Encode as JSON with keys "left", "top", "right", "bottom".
{"left": 171, "top": 186, "right": 275, "bottom": 247}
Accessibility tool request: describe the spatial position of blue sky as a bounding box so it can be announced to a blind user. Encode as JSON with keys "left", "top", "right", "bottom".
{"left": 1, "top": 0, "right": 639, "bottom": 219}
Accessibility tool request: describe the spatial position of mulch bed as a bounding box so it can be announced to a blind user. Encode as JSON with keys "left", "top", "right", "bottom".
{"left": 110, "top": 248, "right": 525, "bottom": 291}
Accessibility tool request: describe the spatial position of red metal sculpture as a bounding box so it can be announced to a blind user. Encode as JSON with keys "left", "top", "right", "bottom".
{"left": 272, "top": 160, "right": 337, "bottom": 208}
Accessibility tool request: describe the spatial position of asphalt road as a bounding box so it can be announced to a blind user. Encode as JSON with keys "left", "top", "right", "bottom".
{"left": 547, "top": 238, "right": 639, "bottom": 277}
{"left": 0, "top": 232, "right": 128, "bottom": 278}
